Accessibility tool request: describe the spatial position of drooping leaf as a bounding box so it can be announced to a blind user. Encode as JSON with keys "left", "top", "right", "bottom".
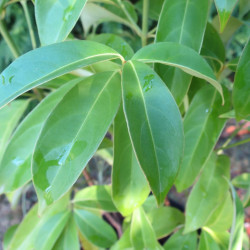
{"left": 175, "top": 85, "right": 230, "bottom": 191}
{"left": 155, "top": 0, "right": 209, "bottom": 105}
{"left": 8, "top": 195, "right": 70, "bottom": 250}
{"left": 147, "top": 207, "right": 184, "bottom": 239}
{"left": 0, "top": 100, "right": 28, "bottom": 163}
{"left": 36, "top": 0, "right": 87, "bottom": 45}
{"left": 163, "top": 229, "right": 197, "bottom": 250}
{"left": 130, "top": 207, "right": 158, "bottom": 249}
{"left": 74, "top": 209, "right": 117, "bottom": 248}
{"left": 233, "top": 40, "right": 250, "bottom": 121}
{"left": 199, "top": 230, "right": 221, "bottom": 250}
{"left": 53, "top": 216, "right": 80, "bottom": 250}
{"left": 0, "top": 40, "right": 122, "bottom": 108}
{"left": 0, "top": 78, "right": 82, "bottom": 193}
{"left": 112, "top": 105, "right": 150, "bottom": 216}
{"left": 214, "top": 0, "right": 238, "bottom": 33}
{"left": 73, "top": 185, "right": 117, "bottom": 212}
{"left": 232, "top": 173, "right": 250, "bottom": 189}
{"left": 32, "top": 72, "right": 121, "bottom": 207}
{"left": 132, "top": 42, "right": 224, "bottom": 103}
{"left": 122, "top": 60, "right": 184, "bottom": 205}
{"left": 184, "top": 154, "right": 230, "bottom": 233}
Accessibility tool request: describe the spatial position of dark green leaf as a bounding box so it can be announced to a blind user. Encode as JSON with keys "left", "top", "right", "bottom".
{"left": 36, "top": 0, "right": 87, "bottom": 45}
{"left": 74, "top": 209, "right": 117, "bottom": 248}
{"left": 0, "top": 40, "right": 122, "bottom": 108}
{"left": 112, "top": 105, "right": 150, "bottom": 216}
{"left": 32, "top": 72, "right": 121, "bottom": 207}
{"left": 122, "top": 61, "right": 183, "bottom": 205}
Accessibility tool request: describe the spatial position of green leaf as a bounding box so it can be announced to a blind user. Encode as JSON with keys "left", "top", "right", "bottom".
{"left": 8, "top": 195, "right": 70, "bottom": 250}
{"left": 232, "top": 173, "right": 250, "bottom": 189}
{"left": 88, "top": 33, "right": 134, "bottom": 60}
{"left": 112, "top": 105, "right": 150, "bottom": 216}
{"left": 175, "top": 85, "right": 230, "bottom": 191}
{"left": 233, "top": 40, "right": 250, "bottom": 121}
{"left": 74, "top": 209, "right": 117, "bottom": 248}
{"left": 214, "top": 0, "right": 238, "bottom": 33}
{"left": 163, "top": 229, "right": 197, "bottom": 250}
{"left": 142, "top": 195, "right": 158, "bottom": 213}
{"left": 53, "top": 216, "right": 80, "bottom": 250}
{"left": 3, "top": 224, "right": 18, "bottom": 250}
{"left": 133, "top": 42, "right": 224, "bottom": 103}
{"left": 184, "top": 154, "right": 230, "bottom": 233}
{"left": 122, "top": 60, "right": 184, "bottom": 205}
{"left": 0, "top": 100, "right": 28, "bottom": 163}
{"left": 41, "top": 74, "right": 79, "bottom": 89}
{"left": 229, "top": 184, "right": 245, "bottom": 250}
{"left": 0, "top": 40, "right": 122, "bottom": 108}
{"left": 199, "top": 230, "right": 221, "bottom": 250}
{"left": 147, "top": 207, "right": 184, "bottom": 239}
{"left": 110, "top": 227, "right": 133, "bottom": 250}
{"left": 0, "top": 78, "right": 82, "bottom": 193}
{"left": 204, "top": 191, "right": 233, "bottom": 232}
{"left": 155, "top": 0, "right": 209, "bottom": 105}
{"left": 73, "top": 185, "right": 117, "bottom": 212}
{"left": 130, "top": 207, "right": 158, "bottom": 249}
{"left": 36, "top": 0, "right": 87, "bottom": 45}
{"left": 33, "top": 71, "right": 121, "bottom": 207}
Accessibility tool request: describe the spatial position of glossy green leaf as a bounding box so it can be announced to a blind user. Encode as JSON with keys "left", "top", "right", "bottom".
{"left": 3, "top": 224, "right": 18, "bottom": 250}
{"left": 74, "top": 209, "right": 117, "bottom": 248}
{"left": 130, "top": 207, "right": 158, "bottom": 249}
{"left": 0, "top": 78, "right": 82, "bottom": 193}
{"left": 33, "top": 71, "right": 121, "bottom": 207}
{"left": 36, "top": 0, "right": 87, "bottom": 45}
{"left": 122, "top": 60, "right": 183, "bottom": 205}
{"left": 112, "top": 105, "right": 150, "bottom": 216}
{"left": 147, "top": 206, "right": 184, "bottom": 239}
{"left": 214, "top": 0, "right": 238, "bottom": 32}
{"left": 155, "top": 0, "right": 209, "bottom": 105}
{"left": 233, "top": 40, "right": 250, "bottom": 121}
{"left": 8, "top": 195, "right": 70, "bottom": 250}
{"left": 88, "top": 33, "right": 134, "bottom": 60}
{"left": 184, "top": 154, "right": 230, "bottom": 233}
{"left": 205, "top": 191, "right": 233, "bottom": 232}
{"left": 0, "top": 40, "right": 122, "bottom": 108}
{"left": 175, "top": 85, "right": 230, "bottom": 191}
{"left": 232, "top": 173, "right": 250, "bottom": 189}
{"left": 133, "top": 42, "right": 224, "bottom": 103}
{"left": 199, "top": 230, "right": 220, "bottom": 250}
{"left": 110, "top": 228, "right": 132, "bottom": 250}
{"left": 0, "top": 100, "right": 28, "bottom": 162}
{"left": 53, "top": 216, "right": 80, "bottom": 250}
{"left": 229, "top": 184, "right": 245, "bottom": 250}
{"left": 163, "top": 229, "right": 197, "bottom": 250}
{"left": 73, "top": 185, "right": 117, "bottom": 212}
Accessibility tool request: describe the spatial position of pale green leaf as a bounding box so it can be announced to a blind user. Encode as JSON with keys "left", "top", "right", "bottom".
{"left": 232, "top": 173, "right": 250, "bottom": 189}
{"left": 199, "top": 230, "right": 220, "bottom": 250}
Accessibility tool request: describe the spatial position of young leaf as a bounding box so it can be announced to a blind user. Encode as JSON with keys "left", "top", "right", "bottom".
{"left": 130, "top": 207, "right": 158, "bottom": 249}
{"left": 233, "top": 40, "right": 250, "bottom": 121}
{"left": 147, "top": 207, "right": 184, "bottom": 239}
{"left": 0, "top": 78, "right": 82, "bottom": 193}
{"left": 232, "top": 173, "right": 250, "bottom": 189}
{"left": 32, "top": 71, "right": 121, "bottom": 207}
{"left": 122, "top": 60, "right": 184, "bottom": 205}
{"left": 175, "top": 85, "right": 230, "bottom": 191}
{"left": 36, "top": 0, "right": 87, "bottom": 45}
{"left": 73, "top": 185, "right": 117, "bottom": 212}
{"left": 184, "top": 154, "right": 230, "bottom": 233}
{"left": 0, "top": 100, "right": 28, "bottom": 163}
{"left": 74, "top": 209, "right": 117, "bottom": 248}
{"left": 132, "top": 42, "right": 224, "bottom": 103}
{"left": 112, "top": 105, "right": 150, "bottom": 216}
{"left": 199, "top": 230, "right": 221, "bottom": 250}
{"left": 214, "top": 0, "right": 238, "bottom": 33}
{"left": 155, "top": 0, "right": 209, "bottom": 105}
{"left": 0, "top": 40, "right": 123, "bottom": 108}
{"left": 53, "top": 216, "right": 80, "bottom": 250}
{"left": 163, "top": 229, "right": 197, "bottom": 250}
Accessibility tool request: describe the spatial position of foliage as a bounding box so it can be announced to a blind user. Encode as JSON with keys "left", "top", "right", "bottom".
{"left": 0, "top": 0, "right": 249, "bottom": 249}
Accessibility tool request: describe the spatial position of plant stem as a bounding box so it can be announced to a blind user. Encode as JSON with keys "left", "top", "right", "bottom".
{"left": 0, "top": 19, "right": 20, "bottom": 58}
{"left": 220, "top": 138, "right": 250, "bottom": 150}
{"left": 21, "top": 0, "right": 36, "bottom": 49}
{"left": 141, "top": 0, "right": 149, "bottom": 47}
